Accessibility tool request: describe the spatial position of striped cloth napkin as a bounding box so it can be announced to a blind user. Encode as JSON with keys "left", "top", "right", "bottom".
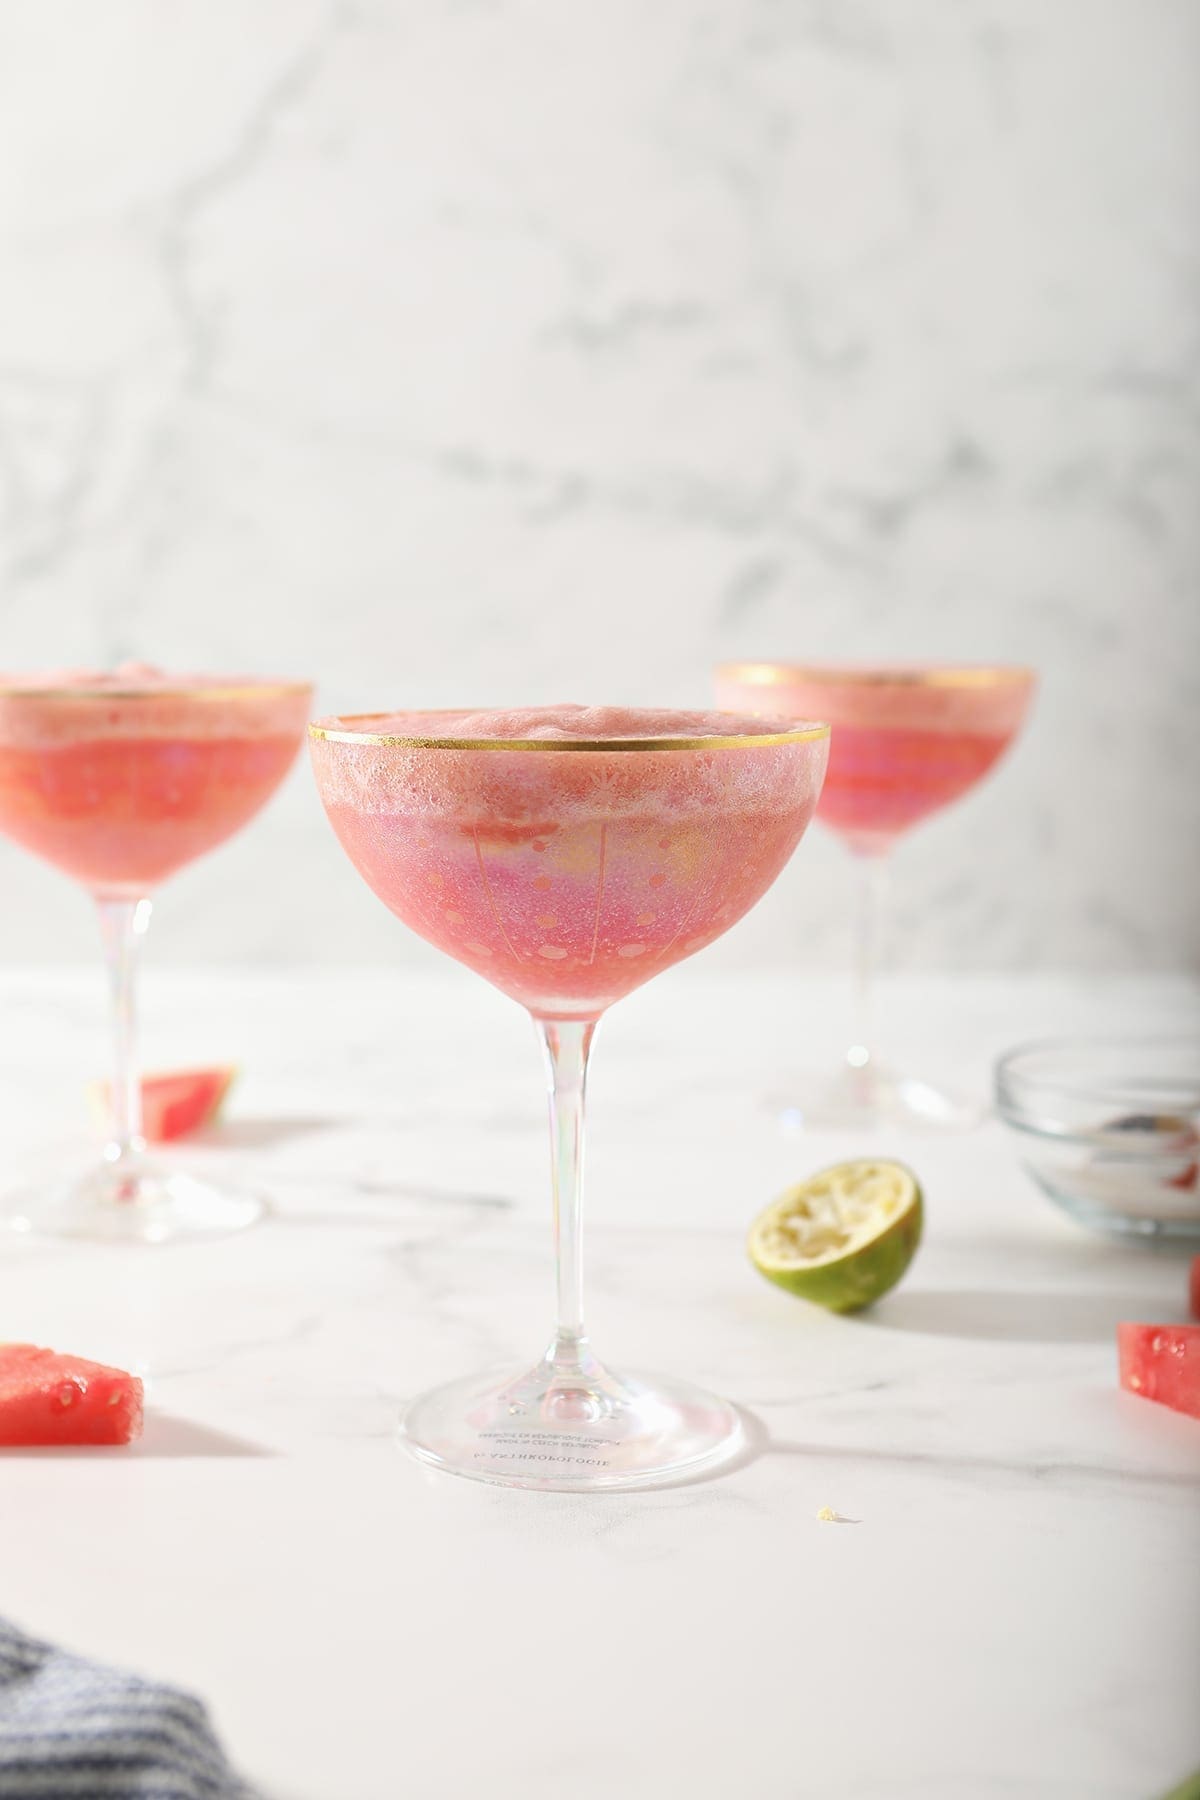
{"left": 0, "top": 1617, "right": 258, "bottom": 1799}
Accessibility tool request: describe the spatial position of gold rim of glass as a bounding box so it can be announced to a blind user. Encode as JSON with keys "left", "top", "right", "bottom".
{"left": 309, "top": 709, "right": 830, "bottom": 752}
{"left": 716, "top": 661, "right": 1033, "bottom": 689}
{"left": 0, "top": 681, "right": 314, "bottom": 701}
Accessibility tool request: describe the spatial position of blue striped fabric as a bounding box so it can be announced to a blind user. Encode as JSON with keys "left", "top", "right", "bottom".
{"left": 0, "top": 1619, "right": 258, "bottom": 1799}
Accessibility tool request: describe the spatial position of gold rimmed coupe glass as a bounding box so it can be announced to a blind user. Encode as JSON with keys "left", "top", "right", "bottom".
{"left": 310, "top": 705, "right": 829, "bottom": 1491}
{"left": 715, "top": 662, "right": 1035, "bottom": 1130}
{"left": 0, "top": 673, "right": 313, "bottom": 1243}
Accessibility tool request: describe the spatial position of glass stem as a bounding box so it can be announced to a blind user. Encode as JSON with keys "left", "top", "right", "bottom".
{"left": 537, "top": 1017, "right": 597, "bottom": 1376}
{"left": 96, "top": 896, "right": 153, "bottom": 1168}
{"left": 846, "top": 851, "right": 889, "bottom": 1074}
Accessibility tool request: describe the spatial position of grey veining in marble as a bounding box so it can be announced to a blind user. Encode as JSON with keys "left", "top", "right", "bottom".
{"left": 0, "top": 1, "right": 1197, "bottom": 973}
{"left": 0, "top": 966, "right": 1196, "bottom": 1800}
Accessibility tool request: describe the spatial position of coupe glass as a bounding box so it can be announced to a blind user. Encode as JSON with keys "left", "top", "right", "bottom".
{"left": 310, "top": 704, "right": 829, "bottom": 1490}
{"left": 0, "top": 668, "right": 313, "bottom": 1242}
{"left": 715, "top": 663, "right": 1034, "bottom": 1129}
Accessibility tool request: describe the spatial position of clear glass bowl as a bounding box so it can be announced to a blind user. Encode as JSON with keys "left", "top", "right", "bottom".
{"left": 995, "top": 1037, "right": 1200, "bottom": 1242}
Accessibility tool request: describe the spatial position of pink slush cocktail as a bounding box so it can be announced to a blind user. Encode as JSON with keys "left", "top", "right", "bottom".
{"left": 714, "top": 662, "right": 1035, "bottom": 1127}
{"left": 312, "top": 703, "right": 827, "bottom": 1020}
{"left": 715, "top": 664, "right": 1032, "bottom": 854}
{"left": 0, "top": 666, "right": 310, "bottom": 891}
{"left": 0, "top": 664, "right": 312, "bottom": 1242}
{"left": 309, "top": 703, "right": 830, "bottom": 1491}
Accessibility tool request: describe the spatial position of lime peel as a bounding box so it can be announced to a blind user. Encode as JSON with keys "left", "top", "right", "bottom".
{"left": 749, "top": 1159, "right": 922, "bottom": 1314}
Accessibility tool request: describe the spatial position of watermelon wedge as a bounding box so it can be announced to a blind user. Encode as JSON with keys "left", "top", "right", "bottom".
{"left": 0, "top": 1344, "right": 143, "bottom": 1446}
{"left": 89, "top": 1065, "right": 237, "bottom": 1142}
{"left": 1118, "top": 1323, "right": 1200, "bottom": 1423}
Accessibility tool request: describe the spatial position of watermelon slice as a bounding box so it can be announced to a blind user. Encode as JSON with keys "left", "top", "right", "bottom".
{"left": 89, "top": 1065, "right": 237, "bottom": 1142}
{"left": 0, "top": 1344, "right": 143, "bottom": 1446}
{"left": 1118, "top": 1323, "right": 1200, "bottom": 1422}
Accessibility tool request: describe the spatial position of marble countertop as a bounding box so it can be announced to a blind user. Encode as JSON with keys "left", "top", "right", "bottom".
{"left": 0, "top": 965, "right": 1197, "bottom": 1800}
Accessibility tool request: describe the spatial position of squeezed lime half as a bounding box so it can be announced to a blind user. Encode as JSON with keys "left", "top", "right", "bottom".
{"left": 748, "top": 1159, "right": 923, "bottom": 1313}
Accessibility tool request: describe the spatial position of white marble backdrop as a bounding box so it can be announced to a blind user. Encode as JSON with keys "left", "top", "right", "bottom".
{"left": 0, "top": 0, "right": 1196, "bottom": 970}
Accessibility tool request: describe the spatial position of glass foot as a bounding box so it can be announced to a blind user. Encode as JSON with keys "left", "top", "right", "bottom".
{"left": 2, "top": 1161, "right": 267, "bottom": 1244}
{"left": 777, "top": 1061, "right": 984, "bottom": 1133}
{"left": 400, "top": 1345, "right": 747, "bottom": 1491}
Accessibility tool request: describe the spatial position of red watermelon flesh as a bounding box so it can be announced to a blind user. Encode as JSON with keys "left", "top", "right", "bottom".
{"left": 1118, "top": 1323, "right": 1200, "bottom": 1423}
{"left": 89, "top": 1065, "right": 237, "bottom": 1142}
{"left": 0, "top": 1344, "right": 143, "bottom": 1446}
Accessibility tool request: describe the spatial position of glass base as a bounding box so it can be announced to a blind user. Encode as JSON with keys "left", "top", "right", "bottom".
{"left": 1, "top": 1161, "right": 267, "bottom": 1245}
{"left": 400, "top": 1345, "right": 747, "bottom": 1492}
{"left": 778, "top": 1061, "right": 983, "bottom": 1133}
